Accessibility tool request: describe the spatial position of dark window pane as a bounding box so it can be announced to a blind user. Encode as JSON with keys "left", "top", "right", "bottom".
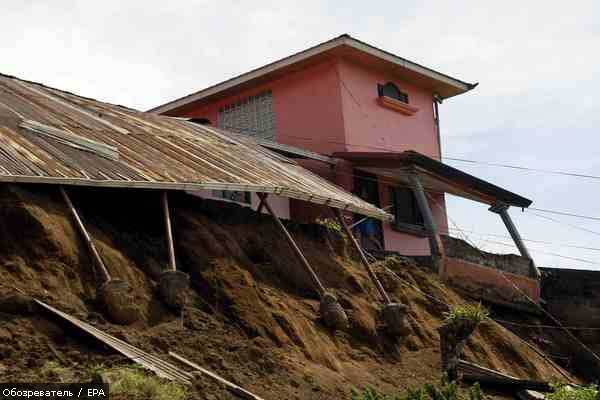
{"left": 378, "top": 82, "right": 409, "bottom": 104}
{"left": 391, "top": 187, "right": 423, "bottom": 226}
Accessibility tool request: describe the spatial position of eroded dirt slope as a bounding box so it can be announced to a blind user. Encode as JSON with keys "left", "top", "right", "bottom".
{"left": 0, "top": 185, "right": 573, "bottom": 399}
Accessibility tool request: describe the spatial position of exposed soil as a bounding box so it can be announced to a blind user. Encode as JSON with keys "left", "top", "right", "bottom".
{"left": 0, "top": 184, "right": 577, "bottom": 399}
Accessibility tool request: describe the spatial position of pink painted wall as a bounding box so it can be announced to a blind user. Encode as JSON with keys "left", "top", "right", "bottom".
{"left": 174, "top": 56, "right": 448, "bottom": 256}
{"left": 336, "top": 58, "right": 441, "bottom": 159}
{"left": 179, "top": 59, "right": 347, "bottom": 154}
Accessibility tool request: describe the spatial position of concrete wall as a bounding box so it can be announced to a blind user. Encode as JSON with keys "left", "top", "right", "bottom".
{"left": 443, "top": 257, "right": 541, "bottom": 308}
{"left": 541, "top": 267, "right": 600, "bottom": 332}
{"left": 539, "top": 268, "right": 600, "bottom": 378}
{"left": 442, "top": 235, "right": 532, "bottom": 276}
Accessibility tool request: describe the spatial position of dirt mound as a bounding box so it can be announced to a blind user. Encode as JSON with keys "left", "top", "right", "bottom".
{"left": 0, "top": 184, "right": 574, "bottom": 399}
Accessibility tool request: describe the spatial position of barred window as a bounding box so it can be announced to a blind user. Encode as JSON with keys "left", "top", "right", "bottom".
{"left": 218, "top": 91, "right": 276, "bottom": 140}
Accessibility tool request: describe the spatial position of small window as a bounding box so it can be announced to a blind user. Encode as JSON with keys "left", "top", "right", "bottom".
{"left": 212, "top": 190, "right": 251, "bottom": 204}
{"left": 390, "top": 187, "right": 423, "bottom": 227}
{"left": 378, "top": 82, "right": 409, "bottom": 104}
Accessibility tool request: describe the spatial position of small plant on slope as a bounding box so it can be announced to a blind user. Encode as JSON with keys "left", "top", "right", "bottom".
{"left": 546, "top": 384, "right": 598, "bottom": 400}
{"left": 443, "top": 303, "right": 489, "bottom": 327}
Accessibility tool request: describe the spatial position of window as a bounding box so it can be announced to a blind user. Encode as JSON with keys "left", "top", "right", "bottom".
{"left": 218, "top": 91, "right": 276, "bottom": 140}
{"left": 390, "top": 187, "right": 424, "bottom": 231}
{"left": 378, "top": 82, "right": 409, "bottom": 104}
{"left": 212, "top": 190, "right": 251, "bottom": 204}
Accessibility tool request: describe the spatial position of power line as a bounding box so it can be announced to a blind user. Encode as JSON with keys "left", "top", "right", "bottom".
{"left": 216, "top": 124, "right": 600, "bottom": 182}
{"left": 445, "top": 227, "right": 600, "bottom": 253}
{"left": 526, "top": 211, "right": 600, "bottom": 238}
{"left": 529, "top": 207, "right": 600, "bottom": 222}
{"left": 444, "top": 156, "right": 600, "bottom": 181}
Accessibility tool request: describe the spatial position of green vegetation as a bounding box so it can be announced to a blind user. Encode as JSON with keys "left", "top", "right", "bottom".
{"left": 316, "top": 217, "right": 343, "bottom": 234}
{"left": 443, "top": 303, "right": 489, "bottom": 326}
{"left": 546, "top": 384, "right": 598, "bottom": 400}
{"left": 92, "top": 365, "right": 187, "bottom": 400}
{"left": 351, "top": 376, "right": 483, "bottom": 400}
{"left": 39, "top": 361, "right": 77, "bottom": 382}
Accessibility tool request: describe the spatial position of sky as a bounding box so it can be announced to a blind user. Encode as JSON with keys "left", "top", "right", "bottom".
{"left": 1, "top": 1, "right": 599, "bottom": 270}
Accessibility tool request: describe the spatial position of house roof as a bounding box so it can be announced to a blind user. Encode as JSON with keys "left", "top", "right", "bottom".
{"left": 332, "top": 151, "right": 533, "bottom": 208}
{"left": 0, "top": 73, "right": 391, "bottom": 220}
{"left": 150, "top": 34, "right": 478, "bottom": 114}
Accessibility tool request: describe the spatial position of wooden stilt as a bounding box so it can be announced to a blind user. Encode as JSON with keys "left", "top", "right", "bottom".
{"left": 162, "top": 191, "right": 177, "bottom": 272}
{"left": 331, "top": 207, "right": 391, "bottom": 304}
{"left": 59, "top": 186, "right": 111, "bottom": 283}
{"left": 258, "top": 193, "right": 326, "bottom": 296}
{"left": 408, "top": 174, "right": 445, "bottom": 274}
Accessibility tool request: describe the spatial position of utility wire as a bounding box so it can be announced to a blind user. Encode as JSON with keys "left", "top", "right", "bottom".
{"left": 529, "top": 207, "right": 600, "bottom": 222}
{"left": 216, "top": 124, "right": 600, "bottom": 182}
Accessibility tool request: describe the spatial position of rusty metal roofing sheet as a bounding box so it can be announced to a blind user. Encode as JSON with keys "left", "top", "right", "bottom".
{"left": 0, "top": 73, "right": 391, "bottom": 220}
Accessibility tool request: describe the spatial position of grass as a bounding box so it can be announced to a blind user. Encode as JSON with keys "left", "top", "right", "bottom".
{"left": 443, "top": 303, "right": 489, "bottom": 326}
{"left": 546, "top": 384, "right": 598, "bottom": 400}
{"left": 351, "top": 376, "right": 483, "bottom": 400}
{"left": 39, "top": 361, "right": 76, "bottom": 383}
{"left": 91, "top": 365, "right": 187, "bottom": 400}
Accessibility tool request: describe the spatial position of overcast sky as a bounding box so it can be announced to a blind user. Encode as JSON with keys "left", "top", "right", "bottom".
{"left": 2, "top": 1, "right": 599, "bottom": 270}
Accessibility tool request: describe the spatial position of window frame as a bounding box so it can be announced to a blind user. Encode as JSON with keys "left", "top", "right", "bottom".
{"left": 389, "top": 187, "right": 427, "bottom": 237}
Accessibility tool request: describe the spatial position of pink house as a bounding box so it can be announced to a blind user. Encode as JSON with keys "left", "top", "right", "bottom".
{"left": 151, "top": 35, "right": 541, "bottom": 305}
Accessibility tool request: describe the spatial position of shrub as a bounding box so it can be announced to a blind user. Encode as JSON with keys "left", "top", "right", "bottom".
{"left": 443, "top": 303, "right": 489, "bottom": 327}
{"left": 316, "top": 218, "right": 344, "bottom": 234}
{"left": 546, "top": 384, "right": 598, "bottom": 400}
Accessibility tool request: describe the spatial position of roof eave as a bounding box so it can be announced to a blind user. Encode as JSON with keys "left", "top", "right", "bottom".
{"left": 149, "top": 34, "right": 477, "bottom": 114}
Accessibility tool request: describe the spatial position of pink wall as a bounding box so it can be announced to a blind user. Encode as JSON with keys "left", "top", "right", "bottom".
{"left": 175, "top": 56, "right": 448, "bottom": 256}
{"left": 179, "top": 59, "right": 347, "bottom": 154}
{"left": 337, "top": 58, "right": 440, "bottom": 159}
{"left": 378, "top": 185, "right": 449, "bottom": 255}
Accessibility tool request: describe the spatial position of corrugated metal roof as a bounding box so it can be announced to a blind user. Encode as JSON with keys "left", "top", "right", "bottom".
{"left": 0, "top": 73, "right": 391, "bottom": 221}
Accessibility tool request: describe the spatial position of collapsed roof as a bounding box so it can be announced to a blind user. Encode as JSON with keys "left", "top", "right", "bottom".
{"left": 0, "top": 73, "right": 391, "bottom": 221}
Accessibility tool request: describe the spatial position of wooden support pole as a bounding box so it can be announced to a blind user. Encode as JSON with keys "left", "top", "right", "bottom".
{"left": 256, "top": 193, "right": 266, "bottom": 214}
{"left": 331, "top": 207, "right": 391, "bottom": 304}
{"left": 408, "top": 174, "right": 445, "bottom": 273}
{"left": 257, "top": 193, "right": 326, "bottom": 296}
{"left": 59, "top": 186, "right": 111, "bottom": 283}
{"left": 490, "top": 202, "right": 540, "bottom": 278}
{"left": 162, "top": 191, "right": 177, "bottom": 272}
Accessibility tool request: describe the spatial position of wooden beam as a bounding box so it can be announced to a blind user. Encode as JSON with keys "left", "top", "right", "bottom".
{"left": 162, "top": 192, "right": 177, "bottom": 271}
{"left": 332, "top": 207, "right": 391, "bottom": 304}
{"left": 408, "top": 174, "right": 445, "bottom": 274}
{"left": 257, "top": 193, "right": 326, "bottom": 296}
{"left": 255, "top": 193, "right": 266, "bottom": 214}
{"left": 170, "top": 352, "right": 265, "bottom": 400}
{"left": 59, "top": 186, "right": 111, "bottom": 283}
